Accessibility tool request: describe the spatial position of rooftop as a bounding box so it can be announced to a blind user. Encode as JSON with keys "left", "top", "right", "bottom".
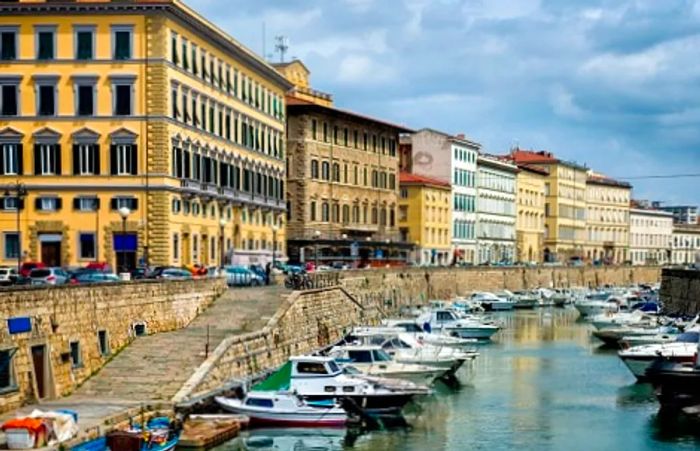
{"left": 399, "top": 172, "right": 451, "bottom": 189}
{"left": 505, "top": 149, "right": 588, "bottom": 171}
{"left": 415, "top": 128, "right": 481, "bottom": 148}
{"left": 586, "top": 173, "right": 632, "bottom": 188}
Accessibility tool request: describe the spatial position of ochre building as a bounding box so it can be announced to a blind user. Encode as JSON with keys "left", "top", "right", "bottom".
{"left": 514, "top": 164, "right": 547, "bottom": 263}
{"left": 0, "top": 0, "right": 291, "bottom": 270}
{"left": 584, "top": 173, "right": 631, "bottom": 264}
{"left": 398, "top": 172, "right": 452, "bottom": 265}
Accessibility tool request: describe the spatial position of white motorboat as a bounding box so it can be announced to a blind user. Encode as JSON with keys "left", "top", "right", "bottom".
{"left": 328, "top": 345, "right": 445, "bottom": 385}
{"left": 590, "top": 310, "right": 659, "bottom": 331}
{"left": 250, "top": 356, "right": 430, "bottom": 414}
{"left": 471, "top": 292, "right": 516, "bottom": 311}
{"left": 592, "top": 325, "right": 678, "bottom": 347}
{"left": 380, "top": 320, "right": 479, "bottom": 348}
{"left": 619, "top": 333, "right": 679, "bottom": 348}
{"left": 618, "top": 340, "right": 698, "bottom": 380}
{"left": 417, "top": 309, "right": 501, "bottom": 340}
{"left": 511, "top": 290, "right": 540, "bottom": 309}
{"left": 215, "top": 392, "right": 347, "bottom": 427}
{"left": 573, "top": 292, "right": 620, "bottom": 317}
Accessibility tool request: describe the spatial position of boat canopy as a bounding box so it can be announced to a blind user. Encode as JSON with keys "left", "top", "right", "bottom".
{"left": 251, "top": 362, "right": 292, "bottom": 391}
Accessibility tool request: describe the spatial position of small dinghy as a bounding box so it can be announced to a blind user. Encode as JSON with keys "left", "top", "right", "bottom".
{"left": 215, "top": 392, "right": 348, "bottom": 427}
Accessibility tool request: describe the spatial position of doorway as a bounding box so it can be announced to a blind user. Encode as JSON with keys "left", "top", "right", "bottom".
{"left": 30, "top": 345, "right": 48, "bottom": 400}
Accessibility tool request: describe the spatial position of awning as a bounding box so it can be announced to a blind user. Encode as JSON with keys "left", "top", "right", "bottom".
{"left": 113, "top": 234, "right": 137, "bottom": 252}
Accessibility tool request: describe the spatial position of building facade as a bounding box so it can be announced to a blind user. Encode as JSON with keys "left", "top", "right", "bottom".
{"left": 514, "top": 164, "right": 547, "bottom": 263}
{"left": 0, "top": 0, "right": 290, "bottom": 270}
{"left": 398, "top": 173, "right": 451, "bottom": 266}
{"left": 629, "top": 207, "right": 673, "bottom": 265}
{"left": 584, "top": 173, "right": 631, "bottom": 264}
{"left": 659, "top": 205, "right": 699, "bottom": 225}
{"left": 506, "top": 150, "right": 587, "bottom": 263}
{"left": 671, "top": 225, "right": 700, "bottom": 265}
{"left": 476, "top": 155, "right": 517, "bottom": 264}
{"left": 403, "top": 129, "right": 479, "bottom": 264}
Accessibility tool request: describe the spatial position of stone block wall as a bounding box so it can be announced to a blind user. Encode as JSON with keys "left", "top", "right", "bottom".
{"left": 176, "top": 287, "right": 380, "bottom": 402}
{"left": 0, "top": 278, "right": 226, "bottom": 413}
{"left": 660, "top": 268, "right": 700, "bottom": 315}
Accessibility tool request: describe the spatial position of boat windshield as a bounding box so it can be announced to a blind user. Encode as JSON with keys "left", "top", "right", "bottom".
{"left": 677, "top": 332, "right": 700, "bottom": 343}
{"left": 246, "top": 398, "right": 274, "bottom": 408}
{"left": 399, "top": 323, "right": 423, "bottom": 332}
{"left": 436, "top": 311, "right": 456, "bottom": 322}
{"left": 372, "top": 349, "right": 393, "bottom": 362}
{"left": 327, "top": 360, "right": 341, "bottom": 373}
{"left": 347, "top": 350, "right": 373, "bottom": 363}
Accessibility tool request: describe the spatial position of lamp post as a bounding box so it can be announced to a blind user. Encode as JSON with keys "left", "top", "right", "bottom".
{"left": 3, "top": 183, "right": 28, "bottom": 273}
{"left": 272, "top": 223, "right": 279, "bottom": 269}
{"left": 415, "top": 241, "right": 421, "bottom": 265}
{"left": 219, "top": 218, "right": 227, "bottom": 268}
{"left": 117, "top": 207, "right": 130, "bottom": 273}
{"left": 314, "top": 230, "right": 321, "bottom": 268}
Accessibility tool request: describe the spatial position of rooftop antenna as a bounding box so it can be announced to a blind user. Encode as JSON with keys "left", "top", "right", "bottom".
{"left": 274, "top": 35, "right": 289, "bottom": 63}
{"left": 262, "top": 22, "right": 266, "bottom": 61}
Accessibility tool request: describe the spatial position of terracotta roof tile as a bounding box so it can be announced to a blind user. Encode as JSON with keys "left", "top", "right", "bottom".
{"left": 399, "top": 172, "right": 451, "bottom": 188}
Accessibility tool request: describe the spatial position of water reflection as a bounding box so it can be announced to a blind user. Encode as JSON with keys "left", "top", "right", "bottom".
{"left": 212, "top": 309, "right": 700, "bottom": 451}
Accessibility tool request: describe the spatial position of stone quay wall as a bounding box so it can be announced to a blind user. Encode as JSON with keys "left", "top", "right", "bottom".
{"left": 175, "top": 287, "right": 381, "bottom": 403}
{"left": 659, "top": 268, "right": 700, "bottom": 316}
{"left": 0, "top": 278, "right": 226, "bottom": 413}
{"left": 335, "top": 265, "right": 662, "bottom": 310}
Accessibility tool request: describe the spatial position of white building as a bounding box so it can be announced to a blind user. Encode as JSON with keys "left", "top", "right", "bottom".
{"left": 672, "top": 225, "right": 700, "bottom": 265}
{"left": 403, "top": 129, "right": 479, "bottom": 263}
{"left": 476, "top": 155, "right": 518, "bottom": 264}
{"left": 629, "top": 208, "right": 673, "bottom": 265}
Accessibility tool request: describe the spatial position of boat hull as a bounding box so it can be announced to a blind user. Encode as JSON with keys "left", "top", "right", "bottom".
{"left": 444, "top": 326, "right": 499, "bottom": 340}
{"left": 303, "top": 393, "right": 417, "bottom": 413}
{"left": 216, "top": 397, "right": 347, "bottom": 427}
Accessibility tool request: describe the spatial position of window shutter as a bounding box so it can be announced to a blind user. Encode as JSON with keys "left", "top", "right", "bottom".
{"left": 0, "top": 146, "right": 4, "bottom": 174}
{"left": 72, "top": 144, "right": 80, "bottom": 175}
{"left": 93, "top": 144, "right": 100, "bottom": 175}
{"left": 16, "top": 143, "right": 27, "bottom": 175}
{"left": 132, "top": 198, "right": 139, "bottom": 211}
{"left": 34, "top": 144, "right": 41, "bottom": 174}
{"left": 110, "top": 198, "right": 117, "bottom": 210}
{"left": 95, "top": 198, "right": 101, "bottom": 209}
{"left": 130, "top": 145, "right": 138, "bottom": 175}
{"left": 56, "top": 198, "right": 62, "bottom": 210}
{"left": 73, "top": 198, "right": 80, "bottom": 210}
{"left": 35, "top": 198, "right": 42, "bottom": 210}
{"left": 110, "top": 145, "right": 117, "bottom": 175}
{"left": 18, "top": 198, "right": 24, "bottom": 210}
{"left": 54, "top": 144, "right": 62, "bottom": 175}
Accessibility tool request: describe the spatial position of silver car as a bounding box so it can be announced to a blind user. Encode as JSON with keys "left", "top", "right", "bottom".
{"left": 0, "top": 266, "right": 17, "bottom": 286}
{"left": 29, "top": 267, "right": 69, "bottom": 286}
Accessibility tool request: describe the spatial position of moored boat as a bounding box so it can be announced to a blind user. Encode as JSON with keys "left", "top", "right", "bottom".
{"left": 215, "top": 393, "right": 347, "bottom": 427}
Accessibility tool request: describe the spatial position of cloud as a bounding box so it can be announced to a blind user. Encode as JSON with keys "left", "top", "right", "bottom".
{"left": 336, "top": 55, "right": 396, "bottom": 84}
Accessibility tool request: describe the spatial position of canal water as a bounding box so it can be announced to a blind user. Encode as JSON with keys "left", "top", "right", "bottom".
{"left": 213, "top": 309, "right": 700, "bottom": 450}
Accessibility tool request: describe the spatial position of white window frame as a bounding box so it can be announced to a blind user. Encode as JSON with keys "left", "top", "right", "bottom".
{"left": 1, "top": 143, "right": 18, "bottom": 175}
{"left": 77, "top": 197, "right": 98, "bottom": 212}
{"left": 115, "top": 144, "right": 133, "bottom": 175}
{"left": 38, "top": 197, "right": 58, "bottom": 211}
{"left": 77, "top": 144, "right": 95, "bottom": 175}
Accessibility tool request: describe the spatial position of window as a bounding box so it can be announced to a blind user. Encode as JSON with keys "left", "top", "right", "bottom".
{"left": 76, "top": 84, "right": 94, "bottom": 116}
{"left": 37, "top": 84, "right": 56, "bottom": 116}
{"left": 36, "top": 27, "right": 55, "bottom": 60}
{"left": 311, "top": 119, "right": 317, "bottom": 140}
{"left": 173, "top": 233, "right": 180, "bottom": 260}
{"left": 74, "top": 197, "right": 99, "bottom": 212}
{"left": 34, "top": 144, "right": 61, "bottom": 175}
{"left": 321, "top": 161, "right": 330, "bottom": 180}
{"left": 3, "top": 232, "right": 19, "bottom": 259}
{"left": 114, "top": 84, "right": 132, "bottom": 116}
{"left": 310, "top": 159, "right": 319, "bottom": 178}
{"left": 35, "top": 197, "right": 61, "bottom": 212}
{"left": 72, "top": 144, "right": 99, "bottom": 175}
{"left": 296, "top": 362, "right": 328, "bottom": 374}
{"left": 1, "top": 82, "right": 18, "bottom": 116}
{"left": 78, "top": 232, "right": 96, "bottom": 259}
{"left": 170, "top": 32, "right": 179, "bottom": 64}
{"left": 110, "top": 144, "right": 137, "bottom": 175}
{"left": 310, "top": 201, "right": 317, "bottom": 221}
{"left": 322, "top": 202, "right": 330, "bottom": 221}
{"left": 112, "top": 197, "right": 138, "bottom": 211}
{"left": 0, "top": 143, "right": 22, "bottom": 175}
{"left": 171, "top": 86, "right": 179, "bottom": 119}
{"left": 0, "top": 28, "right": 17, "bottom": 61}
{"left": 98, "top": 330, "right": 109, "bottom": 356}
{"left": 69, "top": 341, "right": 82, "bottom": 368}
{"left": 75, "top": 27, "right": 94, "bottom": 60}
{"left": 112, "top": 26, "right": 132, "bottom": 60}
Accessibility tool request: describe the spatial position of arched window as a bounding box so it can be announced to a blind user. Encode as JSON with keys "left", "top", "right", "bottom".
{"left": 310, "top": 201, "right": 316, "bottom": 221}
{"left": 342, "top": 204, "right": 350, "bottom": 223}
{"left": 332, "top": 163, "right": 340, "bottom": 182}
{"left": 332, "top": 203, "right": 340, "bottom": 222}
{"left": 321, "top": 161, "right": 330, "bottom": 180}
{"left": 310, "top": 159, "right": 319, "bottom": 178}
{"left": 352, "top": 205, "right": 360, "bottom": 223}
{"left": 321, "top": 202, "right": 330, "bottom": 221}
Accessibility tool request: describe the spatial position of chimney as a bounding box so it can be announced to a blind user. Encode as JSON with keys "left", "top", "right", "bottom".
{"left": 456, "top": 133, "right": 465, "bottom": 139}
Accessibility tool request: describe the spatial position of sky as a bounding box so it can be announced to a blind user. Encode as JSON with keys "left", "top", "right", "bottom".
{"left": 187, "top": 0, "right": 700, "bottom": 205}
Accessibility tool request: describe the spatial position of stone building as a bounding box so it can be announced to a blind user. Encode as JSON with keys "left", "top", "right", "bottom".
{"left": 584, "top": 173, "right": 632, "bottom": 264}
{"left": 630, "top": 206, "right": 673, "bottom": 265}
{"left": 476, "top": 155, "right": 518, "bottom": 264}
{"left": 401, "top": 129, "right": 479, "bottom": 264}
{"left": 672, "top": 224, "right": 700, "bottom": 265}
{"left": 505, "top": 150, "right": 587, "bottom": 263}
{"left": 398, "top": 172, "right": 452, "bottom": 265}
{"left": 513, "top": 164, "right": 547, "bottom": 263}
{"left": 659, "top": 205, "right": 699, "bottom": 225}
{"left": 0, "top": 0, "right": 290, "bottom": 270}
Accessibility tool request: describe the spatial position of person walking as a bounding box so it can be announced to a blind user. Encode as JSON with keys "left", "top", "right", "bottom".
{"left": 265, "top": 262, "right": 272, "bottom": 285}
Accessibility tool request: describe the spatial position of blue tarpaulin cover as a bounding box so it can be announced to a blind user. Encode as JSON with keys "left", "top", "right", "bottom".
{"left": 7, "top": 317, "right": 31, "bottom": 334}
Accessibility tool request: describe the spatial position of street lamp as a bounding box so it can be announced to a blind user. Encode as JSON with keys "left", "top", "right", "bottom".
{"left": 314, "top": 230, "right": 321, "bottom": 268}
{"left": 4, "top": 183, "right": 27, "bottom": 273}
{"left": 219, "top": 218, "right": 227, "bottom": 268}
{"left": 415, "top": 241, "right": 421, "bottom": 265}
{"left": 271, "top": 223, "right": 279, "bottom": 270}
{"left": 117, "top": 207, "right": 131, "bottom": 273}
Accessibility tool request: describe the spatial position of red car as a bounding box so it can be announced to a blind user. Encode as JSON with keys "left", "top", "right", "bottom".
{"left": 85, "top": 261, "right": 113, "bottom": 273}
{"left": 19, "top": 262, "right": 45, "bottom": 278}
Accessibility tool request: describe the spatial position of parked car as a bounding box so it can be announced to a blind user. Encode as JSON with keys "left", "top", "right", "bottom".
{"left": 20, "top": 261, "right": 46, "bottom": 278}
{"left": 184, "top": 264, "right": 208, "bottom": 277}
{"left": 130, "top": 266, "right": 151, "bottom": 280}
{"left": 69, "top": 272, "right": 121, "bottom": 285}
{"left": 150, "top": 267, "right": 193, "bottom": 280}
{"left": 85, "top": 261, "right": 113, "bottom": 273}
{"left": 249, "top": 264, "right": 268, "bottom": 282}
{"left": 224, "top": 266, "right": 264, "bottom": 287}
{"left": 29, "top": 267, "right": 69, "bottom": 286}
{"left": 0, "top": 266, "right": 17, "bottom": 286}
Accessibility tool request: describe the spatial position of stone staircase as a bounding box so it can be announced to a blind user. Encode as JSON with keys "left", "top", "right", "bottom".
{"left": 74, "top": 285, "right": 289, "bottom": 401}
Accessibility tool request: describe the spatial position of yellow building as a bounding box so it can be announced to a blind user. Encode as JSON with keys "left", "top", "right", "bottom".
{"left": 585, "top": 172, "right": 631, "bottom": 264}
{"left": 507, "top": 150, "right": 587, "bottom": 263}
{"left": 398, "top": 172, "right": 452, "bottom": 265}
{"left": 0, "top": 0, "right": 291, "bottom": 270}
{"left": 272, "top": 60, "right": 333, "bottom": 107}
{"left": 514, "top": 164, "right": 547, "bottom": 263}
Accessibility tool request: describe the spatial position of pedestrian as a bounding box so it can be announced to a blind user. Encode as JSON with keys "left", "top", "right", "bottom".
{"left": 265, "top": 262, "right": 272, "bottom": 285}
